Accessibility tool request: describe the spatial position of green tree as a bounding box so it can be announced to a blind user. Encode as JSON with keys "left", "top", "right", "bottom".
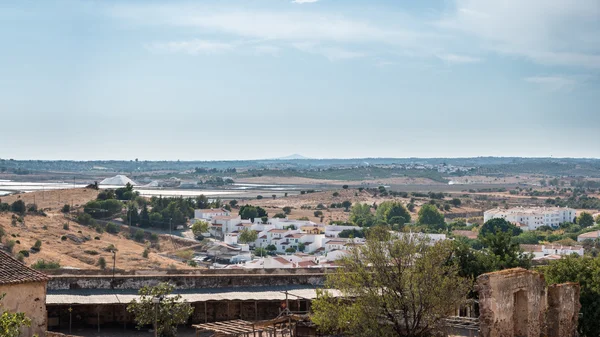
{"left": 338, "top": 228, "right": 365, "bottom": 238}
{"left": 238, "top": 228, "right": 258, "bottom": 244}
{"left": 480, "top": 231, "right": 532, "bottom": 270}
{"left": 229, "top": 199, "right": 238, "bottom": 208}
{"left": 10, "top": 200, "right": 25, "bottom": 215}
{"left": 341, "top": 200, "right": 352, "bottom": 211}
{"left": 375, "top": 201, "right": 411, "bottom": 225}
{"left": 61, "top": 204, "right": 71, "bottom": 213}
{"left": 149, "top": 212, "right": 163, "bottom": 227}
{"left": 417, "top": 204, "right": 445, "bottom": 230}
{"left": 97, "top": 257, "right": 106, "bottom": 270}
{"left": 596, "top": 214, "right": 600, "bottom": 225}
{"left": 0, "top": 293, "right": 32, "bottom": 337}
{"left": 191, "top": 220, "right": 209, "bottom": 238}
{"left": 349, "top": 203, "right": 375, "bottom": 227}
{"left": 312, "top": 230, "right": 470, "bottom": 336}
{"left": 282, "top": 206, "right": 292, "bottom": 215}
{"left": 265, "top": 244, "right": 277, "bottom": 252}
{"left": 127, "top": 283, "right": 193, "bottom": 337}
{"left": 313, "top": 210, "right": 323, "bottom": 217}
{"left": 342, "top": 185, "right": 349, "bottom": 189}
{"left": 298, "top": 242, "right": 306, "bottom": 252}
{"left": 285, "top": 247, "right": 297, "bottom": 253}
{"left": 450, "top": 198, "right": 462, "bottom": 207}
{"left": 332, "top": 192, "right": 339, "bottom": 197}
{"left": 139, "top": 204, "right": 150, "bottom": 228}
{"left": 542, "top": 255, "right": 600, "bottom": 336}
{"left": 126, "top": 204, "right": 140, "bottom": 226}
{"left": 239, "top": 205, "right": 258, "bottom": 221}
{"left": 479, "top": 218, "right": 522, "bottom": 238}
{"left": 577, "top": 212, "right": 595, "bottom": 227}
{"left": 254, "top": 247, "right": 267, "bottom": 257}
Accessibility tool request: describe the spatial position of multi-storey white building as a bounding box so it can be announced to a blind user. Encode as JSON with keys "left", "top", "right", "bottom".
{"left": 484, "top": 207, "right": 576, "bottom": 230}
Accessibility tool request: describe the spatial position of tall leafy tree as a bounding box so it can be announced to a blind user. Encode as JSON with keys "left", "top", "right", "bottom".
{"left": 312, "top": 229, "right": 470, "bottom": 336}
{"left": 191, "top": 220, "right": 209, "bottom": 238}
{"left": 417, "top": 204, "right": 445, "bottom": 230}
{"left": 139, "top": 204, "right": 150, "bottom": 228}
{"left": 127, "top": 283, "right": 192, "bottom": 337}
{"left": 478, "top": 218, "right": 522, "bottom": 238}
{"left": 239, "top": 205, "right": 258, "bottom": 221}
{"left": 577, "top": 212, "right": 595, "bottom": 227}
{"left": 349, "top": 203, "right": 374, "bottom": 227}
{"left": 375, "top": 201, "right": 411, "bottom": 225}
{"left": 238, "top": 228, "right": 258, "bottom": 244}
{"left": 480, "top": 231, "right": 532, "bottom": 270}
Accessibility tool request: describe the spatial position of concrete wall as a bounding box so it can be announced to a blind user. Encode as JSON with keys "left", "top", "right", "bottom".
{"left": 48, "top": 273, "right": 326, "bottom": 290}
{"left": 0, "top": 282, "right": 47, "bottom": 337}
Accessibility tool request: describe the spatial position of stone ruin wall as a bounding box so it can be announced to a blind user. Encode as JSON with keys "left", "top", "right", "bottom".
{"left": 477, "top": 268, "right": 580, "bottom": 337}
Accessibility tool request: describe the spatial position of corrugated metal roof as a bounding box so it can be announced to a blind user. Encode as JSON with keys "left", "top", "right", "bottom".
{"left": 46, "top": 286, "right": 335, "bottom": 305}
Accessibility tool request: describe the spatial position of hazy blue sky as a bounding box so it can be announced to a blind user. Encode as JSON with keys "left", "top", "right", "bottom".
{"left": 1, "top": 0, "right": 599, "bottom": 160}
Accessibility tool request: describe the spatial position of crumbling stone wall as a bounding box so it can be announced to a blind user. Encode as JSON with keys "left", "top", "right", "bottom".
{"left": 477, "top": 268, "right": 547, "bottom": 337}
{"left": 476, "top": 268, "right": 580, "bottom": 337}
{"left": 546, "top": 283, "right": 580, "bottom": 337}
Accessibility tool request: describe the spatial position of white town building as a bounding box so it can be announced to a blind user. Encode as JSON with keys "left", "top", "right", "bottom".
{"left": 520, "top": 244, "right": 584, "bottom": 258}
{"left": 484, "top": 207, "right": 576, "bottom": 230}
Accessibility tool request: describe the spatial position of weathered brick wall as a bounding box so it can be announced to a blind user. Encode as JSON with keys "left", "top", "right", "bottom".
{"left": 48, "top": 273, "right": 326, "bottom": 290}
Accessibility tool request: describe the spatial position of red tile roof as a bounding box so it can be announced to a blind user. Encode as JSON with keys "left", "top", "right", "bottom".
{"left": 298, "top": 260, "right": 318, "bottom": 267}
{"left": 0, "top": 250, "right": 49, "bottom": 285}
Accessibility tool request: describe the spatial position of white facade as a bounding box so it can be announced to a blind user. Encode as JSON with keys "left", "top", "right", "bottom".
{"left": 484, "top": 207, "right": 576, "bottom": 230}
{"left": 194, "top": 208, "right": 230, "bottom": 220}
{"left": 520, "top": 244, "right": 584, "bottom": 258}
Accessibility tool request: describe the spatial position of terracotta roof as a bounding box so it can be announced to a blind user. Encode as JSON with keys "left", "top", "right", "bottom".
{"left": 452, "top": 230, "right": 478, "bottom": 239}
{"left": 0, "top": 250, "right": 49, "bottom": 285}
{"left": 520, "top": 244, "right": 543, "bottom": 252}
{"left": 273, "top": 257, "right": 292, "bottom": 265}
{"left": 578, "top": 231, "right": 600, "bottom": 239}
{"left": 298, "top": 260, "right": 318, "bottom": 267}
{"left": 213, "top": 216, "right": 239, "bottom": 220}
{"left": 268, "top": 229, "right": 288, "bottom": 233}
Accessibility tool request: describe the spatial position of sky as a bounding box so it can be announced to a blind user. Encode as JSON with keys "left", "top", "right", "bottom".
{"left": 0, "top": 0, "right": 599, "bottom": 160}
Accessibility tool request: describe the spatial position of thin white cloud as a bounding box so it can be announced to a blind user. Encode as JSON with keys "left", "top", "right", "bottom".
{"left": 253, "top": 45, "right": 281, "bottom": 56}
{"left": 148, "top": 39, "right": 234, "bottom": 54}
{"left": 292, "top": 0, "right": 319, "bottom": 4}
{"left": 292, "top": 42, "right": 364, "bottom": 60}
{"left": 437, "top": 53, "right": 481, "bottom": 64}
{"left": 438, "top": 0, "right": 600, "bottom": 69}
{"left": 524, "top": 76, "right": 577, "bottom": 91}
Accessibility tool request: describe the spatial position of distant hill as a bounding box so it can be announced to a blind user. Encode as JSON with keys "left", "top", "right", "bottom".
{"left": 273, "top": 154, "right": 311, "bottom": 160}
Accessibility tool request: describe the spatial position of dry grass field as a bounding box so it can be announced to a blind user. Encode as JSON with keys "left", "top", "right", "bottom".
{"left": 0, "top": 188, "right": 191, "bottom": 270}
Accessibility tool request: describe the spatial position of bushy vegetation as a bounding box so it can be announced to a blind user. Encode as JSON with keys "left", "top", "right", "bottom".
{"left": 31, "top": 259, "right": 60, "bottom": 270}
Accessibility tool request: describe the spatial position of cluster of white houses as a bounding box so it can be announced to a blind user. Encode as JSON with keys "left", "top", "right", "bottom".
{"left": 194, "top": 209, "right": 367, "bottom": 256}
{"left": 483, "top": 206, "right": 576, "bottom": 231}
{"left": 195, "top": 207, "right": 591, "bottom": 267}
